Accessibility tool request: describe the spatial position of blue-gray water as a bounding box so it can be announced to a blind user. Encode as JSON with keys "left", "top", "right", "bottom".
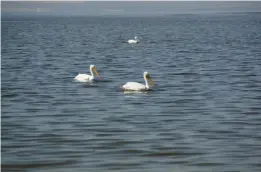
{"left": 2, "top": 13, "right": 261, "bottom": 172}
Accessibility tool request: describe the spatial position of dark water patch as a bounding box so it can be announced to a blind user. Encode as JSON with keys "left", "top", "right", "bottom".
{"left": 87, "top": 128, "right": 131, "bottom": 133}
{"left": 98, "top": 162, "right": 143, "bottom": 170}
{"left": 1, "top": 92, "right": 19, "bottom": 99}
{"left": 102, "top": 116, "right": 129, "bottom": 122}
{"left": 93, "top": 79, "right": 114, "bottom": 84}
{"left": 95, "top": 133, "right": 116, "bottom": 137}
{"left": 80, "top": 83, "right": 100, "bottom": 88}
{"left": 142, "top": 151, "right": 179, "bottom": 157}
{"left": 121, "top": 149, "right": 149, "bottom": 154}
{"left": 2, "top": 160, "right": 77, "bottom": 169}
{"left": 105, "top": 140, "right": 141, "bottom": 147}
{"left": 33, "top": 133, "right": 69, "bottom": 143}
{"left": 188, "top": 162, "right": 227, "bottom": 166}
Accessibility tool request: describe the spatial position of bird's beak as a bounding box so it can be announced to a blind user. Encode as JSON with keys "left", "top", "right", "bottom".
{"left": 93, "top": 68, "right": 100, "bottom": 78}
{"left": 148, "top": 77, "right": 155, "bottom": 86}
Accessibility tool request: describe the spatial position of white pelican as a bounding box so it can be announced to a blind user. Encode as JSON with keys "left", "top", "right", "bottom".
{"left": 74, "top": 65, "right": 100, "bottom": 82}
{"left": 128, "top": 36, "right": 139, "bottom": 44}
{"left": 121, "top": 72, "right": 155, "bottom": 91}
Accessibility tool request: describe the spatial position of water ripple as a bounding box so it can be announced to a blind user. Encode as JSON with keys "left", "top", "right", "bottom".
{"left": 2, "top": 13, "right": 261, "bottom": 172}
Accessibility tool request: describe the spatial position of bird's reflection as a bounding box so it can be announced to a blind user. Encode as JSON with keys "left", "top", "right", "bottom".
{"left": 123, "top": 90, "right": 150, "bottom": 95}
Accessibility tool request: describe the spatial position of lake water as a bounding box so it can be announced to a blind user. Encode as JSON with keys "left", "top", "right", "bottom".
{"left": 2, "top": 13, "right": 261, "bottom": 172}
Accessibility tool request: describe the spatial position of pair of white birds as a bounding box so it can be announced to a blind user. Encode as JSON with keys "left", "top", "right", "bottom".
{"left": 74, "top": 65, "right": 155, "bottom": 91}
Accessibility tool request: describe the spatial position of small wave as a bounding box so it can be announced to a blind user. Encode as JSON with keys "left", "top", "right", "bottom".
{"left": 142, "top": 150, "right": 204, "bottom": 157}
{"left": 98, "top": 162, "right": 143, "bottom": 170}
{"left": 94, "top": 78, "right": 113, "bottom": 83}
{"left": 81, "top": 84, "right": 99, "bottom": 88}
{"left": 142, "top": 151, "right": 177, "bottom": 157}
{"left": 2, "top": 160, "right": 77, "bottom": 170}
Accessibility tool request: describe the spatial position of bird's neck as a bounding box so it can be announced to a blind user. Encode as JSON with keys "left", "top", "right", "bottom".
{"left": 90, "top": 69, "right": 94, "bottom": 77}
{"left": 144, "top": 77, "right": 149, "bottom": 89}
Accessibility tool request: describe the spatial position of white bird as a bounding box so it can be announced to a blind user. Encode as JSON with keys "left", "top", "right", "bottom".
{"left": 74, "top": 65, "right": 100, "bottom": 82}
{"left": 128, "top": 36, "right": 139, "bottom": 44}
{"left": 121, "top": 72, "right": 155, "bottom": 91}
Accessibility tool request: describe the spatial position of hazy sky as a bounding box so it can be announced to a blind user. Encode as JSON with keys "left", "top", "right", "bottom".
{"left": 2, "top": 1, "right": 261, "bottom": 16}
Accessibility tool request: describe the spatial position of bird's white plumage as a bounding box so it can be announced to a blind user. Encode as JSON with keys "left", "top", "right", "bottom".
{"left": 74, "top": 64, "right": 99, "bottom": 82}
{"left": 128, "top": 36, "right": 139, "bottom": 44}
{"left": 74, "top": 74, "right": 94, "bottom": 82}
{"left": 121, "top": 72, "right": 154, "bottom": 91}
{"left": 128, "top": 40, "right": 138, "bottom": 44}
{"left": 122, "top": 82, "right": 147, "bottom": 91}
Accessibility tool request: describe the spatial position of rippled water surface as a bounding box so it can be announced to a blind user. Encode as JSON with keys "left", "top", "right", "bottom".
{"left": 2, "top": 13, "right": 261, "bottom": 172}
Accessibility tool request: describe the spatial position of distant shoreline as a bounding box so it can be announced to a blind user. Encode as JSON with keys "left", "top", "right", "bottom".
{"left": 2, "top": 11, "right": 261, "bottom": 20}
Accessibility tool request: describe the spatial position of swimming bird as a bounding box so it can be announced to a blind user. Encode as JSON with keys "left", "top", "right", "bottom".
{"left": 128, "top": 36, "right": 139, "bottom": 44}
{"left": 74, "top": 65, "right": 100, "bottom": 82}
{"left": 121, "top": 72, "right": 155, "bottom": 91}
